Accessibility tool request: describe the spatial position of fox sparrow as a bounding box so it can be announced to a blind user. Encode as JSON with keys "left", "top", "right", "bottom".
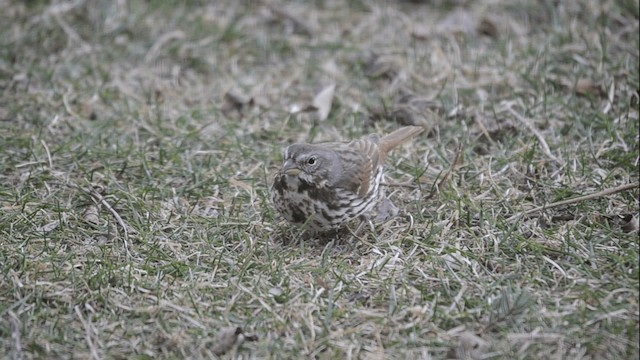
{"left": 271, "top": 126, "right": 423, "bottom": 232}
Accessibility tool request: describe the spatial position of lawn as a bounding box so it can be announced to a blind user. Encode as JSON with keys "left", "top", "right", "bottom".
{"left": 0, "top": 0, "right": 638, "bottom": 359}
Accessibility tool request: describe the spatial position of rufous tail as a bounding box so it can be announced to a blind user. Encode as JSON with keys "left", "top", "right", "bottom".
{"left": 378, "top": 126, "right": 424, "bottom": 159}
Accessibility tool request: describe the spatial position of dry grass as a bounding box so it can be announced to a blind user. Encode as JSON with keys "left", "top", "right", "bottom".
{"left": 0, "top": 0, "right": 638, "bottom": 359}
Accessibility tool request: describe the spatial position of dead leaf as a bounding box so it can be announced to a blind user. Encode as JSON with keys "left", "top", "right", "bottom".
{"left": 477, "top": 17, "right": 499, "bottom": 37}
{"left": 266, "top": 3, "right": 315, "bottom": 36}
{"left": 436, "top": 8, "right": 477, "bottom": 35}
{"left": 38, "top": 220, "right": 60, "bottom": 233}
{"left": 212, "top": 327, "right": 242, "bottom": 356}
{"left": 621, "top": 214, "right": 638, "bottom": 233}
{"left": 455, "top": 331, "right": 489, "bottom": 360}
{"left": 211, "top": 326, "right": 258, "bottom": 356}
{"left": 222, "top": 89, "right": 254, "bottom": 117}
{"left": 616, "top": 214, "right": 639, "bottom": 233}
{"left": 374, "top": 196, "right": 399, "bottom": 222}
{"left": 575, "top": 78, "right": 604, "bottom": 97}
{"left": 321, "top": 59, "right": 342, "bottom": 79}
{"left": 410, "top": 24, "right": 431, "bottom": 40}
{"left": 312, "top": 84, "right": 336, "bottom": 121}
{"left": 83, "top": 204, "right": 100, "bottom": 225}
{"left": 225, "top": 90, "right": 253, "bottom": 107}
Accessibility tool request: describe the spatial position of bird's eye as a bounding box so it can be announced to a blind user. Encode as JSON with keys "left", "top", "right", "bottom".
{"left": 307, "top": 157, "right": 316, "bottom": 165}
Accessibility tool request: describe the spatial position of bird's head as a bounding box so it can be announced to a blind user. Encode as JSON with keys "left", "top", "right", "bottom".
{"left": 280, "top": 144, "right": 340, "bottom": 186}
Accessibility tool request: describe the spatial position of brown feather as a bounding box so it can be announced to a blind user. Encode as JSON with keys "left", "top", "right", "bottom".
{"left": 377, "top": 126, "right": 424, "bottom": 163}
{"left": 332, "top": 140, "right": 376, "bottom": 196}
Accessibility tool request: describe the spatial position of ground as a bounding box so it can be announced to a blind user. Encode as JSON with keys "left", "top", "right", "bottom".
{"left": 0, "top": 0, "right": 638, "bottom": 359}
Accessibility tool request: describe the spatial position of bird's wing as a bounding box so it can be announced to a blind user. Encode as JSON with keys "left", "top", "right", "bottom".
{"left": 333, "top": 138, "right": 380, "bottom": 197}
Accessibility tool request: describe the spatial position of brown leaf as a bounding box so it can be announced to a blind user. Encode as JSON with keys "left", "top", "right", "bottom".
{"left": 575, "top": 78, "right": 604, "bottom": 97}
{"left": 222, "top": 90, "right": 254, "bottom": 117}
{"left": 620, "top": 214, "right": 639, "bottom": 233}
{"left": 211, "top": 326, "right": 258, "bottom": 355}
{"left": 225, "top": 90, "right": 252, "bottom": 107}
{"left": 212, "top": 327, "right": 242, "bottom": 356}
{"left": 83, "top": 204, "right": 100, "bottom": 225}
{"left": 374, "top": 196, "right": 399, "bottom": 222}
{"left": 456, "top": 331, "right": 489, "bottom": 359}
{"left": 312, "top": 84, "right": 336, "bottom": 121}
{"left": 477, "top": 17, "right": 499, "bottom": 37}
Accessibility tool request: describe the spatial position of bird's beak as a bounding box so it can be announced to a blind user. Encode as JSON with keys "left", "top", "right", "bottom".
{"left": 281, "top": 160, "right": 301, "bottom": 177}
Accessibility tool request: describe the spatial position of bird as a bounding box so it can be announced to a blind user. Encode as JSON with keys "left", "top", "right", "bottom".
{"left": 271, "top": 126, "right": 423, "bottom": 232}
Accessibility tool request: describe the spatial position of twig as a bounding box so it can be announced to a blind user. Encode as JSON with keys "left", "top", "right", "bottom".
{"left": 88, "top": 186, "right": 132, "bottom": 259}
{"left": 64, "top": 183, "right": 132, "bottom": 259}
{"left": 507, "top": 182, "right": 639, "bottom": 222}
{"left": 62, "top": 88, "right": 82, "bottom": 120}
{"left": 40, "top": 140, "right": 53, "bottom": 170}
{"left": 424, "top": 143, "right": 463, "bottom": 201}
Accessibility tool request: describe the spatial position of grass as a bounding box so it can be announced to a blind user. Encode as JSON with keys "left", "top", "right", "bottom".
{"left": 0, "top": 0, "right": 638, "bottom": 359}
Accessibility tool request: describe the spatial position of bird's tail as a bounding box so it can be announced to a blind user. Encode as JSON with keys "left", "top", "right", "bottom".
{"left": 378, "top": 126, "right": 424, "bottom": 158}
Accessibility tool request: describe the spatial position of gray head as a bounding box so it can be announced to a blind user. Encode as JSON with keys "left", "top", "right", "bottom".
{"left": 280, "top": 144, "right": 342, "bottom": 186}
